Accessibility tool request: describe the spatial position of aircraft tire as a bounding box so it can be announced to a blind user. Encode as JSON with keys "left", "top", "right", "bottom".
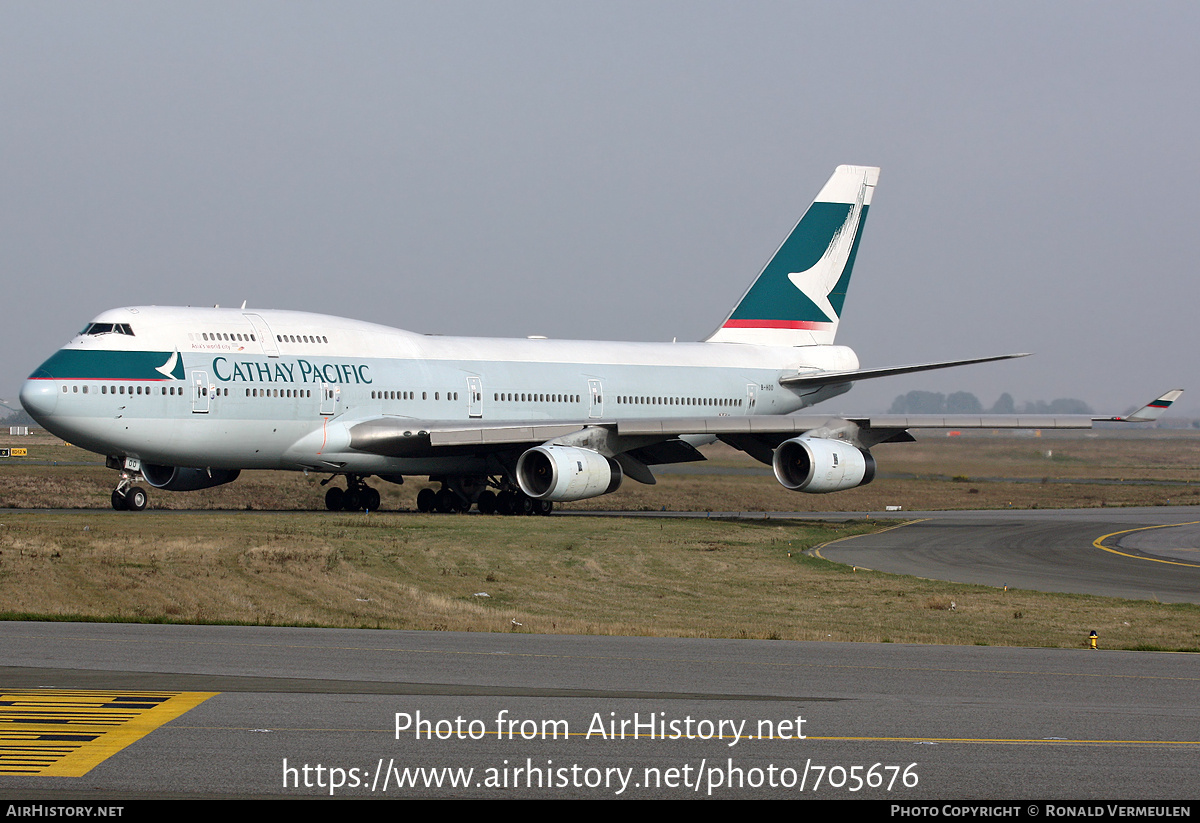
{"left": 126, "top": 487, "right": 148, "bottom": 511}
{"left": 363, "top": 487, "right": 381, "bottom": 511}
{"left": 416, "top": 488, "right": 435, "bottom": 512}
{"left": 112, "top": 490, "right": 126, "bottom": 511}
{"left": 495, "top": 491, "right": 514, "bottom": 515}
{"left": 325, "top": 487, "right": 344, "bottom": 511}
{"left": 476, "top": 490, "right": 497, "bottom": 514}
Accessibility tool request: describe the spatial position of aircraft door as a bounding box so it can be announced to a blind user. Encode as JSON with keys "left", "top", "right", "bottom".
{"left": 588, "top": 379, "right": 603, "bottom": 419}
{"left": 191, "top": 370, "right": 210, "bottom": 414}
{"left": 320, "top": 384, "right": 337, "bottom": 416}
{"left": 467, "top": 376, "right": 483, "bottom": 418}
{"left": 745, "top": 383, "right": 757, "bottom": 414}
{"left": 244, "top": 314, "right": 279, "bottom": 358}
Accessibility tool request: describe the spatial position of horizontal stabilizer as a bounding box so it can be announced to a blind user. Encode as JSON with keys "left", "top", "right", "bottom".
{"left": 779, "top": 353, "right": 1031, "bottom": 388}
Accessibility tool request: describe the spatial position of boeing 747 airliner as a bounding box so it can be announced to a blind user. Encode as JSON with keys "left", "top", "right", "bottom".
{"left": 19, "top": 165, "right": 1181, "bottom": 513}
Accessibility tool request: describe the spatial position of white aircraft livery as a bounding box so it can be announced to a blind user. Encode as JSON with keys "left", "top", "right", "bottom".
{"left": 19, "top": 165, "right": 1182, "bottom": 514}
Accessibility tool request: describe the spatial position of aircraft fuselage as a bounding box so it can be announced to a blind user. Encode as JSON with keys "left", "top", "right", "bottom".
{"left": 21, "top": 305, "right": 858, "bottom": 475}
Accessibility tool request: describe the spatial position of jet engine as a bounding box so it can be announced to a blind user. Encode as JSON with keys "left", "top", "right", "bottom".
{"left": 772, "top": 436, "right": 876, "bottom": 493}
{"left": 141, "top": 464, "right": 242, "bottom": 491}
{"left": 516, "top": 445, "right": 623, "bottom": 502}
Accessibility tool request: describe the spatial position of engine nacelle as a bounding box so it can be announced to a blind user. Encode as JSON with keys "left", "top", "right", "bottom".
{"left": 516, "top": 445, "right": 623, "bottom": 502}
{"left": 141, "top": 464, "right": 242, "bottom": 492}
{"left": 772, "top": 436, "right": 876, "bottom": 493}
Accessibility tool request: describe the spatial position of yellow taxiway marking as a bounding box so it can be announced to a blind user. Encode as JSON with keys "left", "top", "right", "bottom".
{"left": 1093, "top": 521, "right": 1200, "bottom": 568}
{"left": 0, "top": 689, "right": 217, "bottom": 776}
{"left": 809, "top": 518, "right": 928, "bottom": 562}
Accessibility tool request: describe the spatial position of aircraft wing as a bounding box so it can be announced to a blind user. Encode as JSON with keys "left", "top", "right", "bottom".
{"left": 349, "top": 418, "right": 588, "bottom": 457}
{"left": 350, "top": 412, "right": 1083, "bottom": 456}
{"left": 346, "top": 390, "right": 1182, "bottom": 463}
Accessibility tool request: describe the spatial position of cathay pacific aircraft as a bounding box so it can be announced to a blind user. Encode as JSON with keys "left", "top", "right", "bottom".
{"left": 19, "top": 165, "right": 1181, "bottom": 514}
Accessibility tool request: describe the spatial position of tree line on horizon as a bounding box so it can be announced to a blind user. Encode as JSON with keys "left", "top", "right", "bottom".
{"left": 887, "top": 391, "right": 1094, "bottom": 415}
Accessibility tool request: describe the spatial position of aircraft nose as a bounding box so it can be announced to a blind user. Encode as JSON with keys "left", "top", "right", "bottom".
{"left": 19, "top": 377, "right": 58, "bottom": 423}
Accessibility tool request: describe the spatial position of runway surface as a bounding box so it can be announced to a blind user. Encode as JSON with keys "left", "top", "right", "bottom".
{"left": 0, "top": 621, "right": 1197, "bottom": 799}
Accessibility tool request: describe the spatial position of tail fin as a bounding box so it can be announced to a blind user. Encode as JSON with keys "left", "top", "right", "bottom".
{"left": 706, "top": 164, "right": 879, "bottom": 346}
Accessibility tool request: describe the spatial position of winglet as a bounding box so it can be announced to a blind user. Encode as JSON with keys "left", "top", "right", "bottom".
{"left": 1102, "top": 390, "right": 1184, "bottom": 423}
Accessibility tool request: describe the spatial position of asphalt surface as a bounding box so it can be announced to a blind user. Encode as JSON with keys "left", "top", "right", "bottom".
{"left": 811, "top": 506, "right": 1200, "bottom": 604}
{"left": 0, "top": 621, "right": 1197, "bottom": 799}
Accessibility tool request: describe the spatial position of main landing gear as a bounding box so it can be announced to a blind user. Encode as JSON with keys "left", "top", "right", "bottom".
{"left": 111, "top": 474, "right": 148, "bottom": 511}
{"left": 415, "top": 477, "right": 553, "bottom": 516}
{"left": 416, "top": 486, "right": 470, "bottom": 514}
{"left": 487, "top": 489, "right": 552, "bottom": 516}
{"left": 319, "top": 474, "right": 552, "bottom": 515}
{"left": 323, "top": 474, "right": 381, "bottom": 512}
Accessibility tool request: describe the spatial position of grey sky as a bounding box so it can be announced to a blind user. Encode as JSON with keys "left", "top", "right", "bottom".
{"left": 3, "top": 2, "right": 1196, "bottom": 415}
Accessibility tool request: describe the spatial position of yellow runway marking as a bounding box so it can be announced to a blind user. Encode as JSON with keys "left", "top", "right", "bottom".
{"left": 1093, "top": 521, "right": 1200, "bottom": 568}
{"left": 0, "top": 689, "right": 217, "bottom": 776}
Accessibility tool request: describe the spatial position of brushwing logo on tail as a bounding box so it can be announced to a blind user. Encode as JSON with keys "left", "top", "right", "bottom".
{"left": 706, "top": 165, "right": 878, "bottom": 347}
{"left": 786, "top": 175, "right": 870, "bottom": 324}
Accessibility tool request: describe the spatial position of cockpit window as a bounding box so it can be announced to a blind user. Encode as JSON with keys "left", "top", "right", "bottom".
{"left": 81, "top": 323, "right": 135, "bottom": 336}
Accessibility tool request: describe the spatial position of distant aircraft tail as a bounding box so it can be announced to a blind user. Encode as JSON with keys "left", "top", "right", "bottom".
{"left": 706, "top": 164, "right": 879, "bottom": 347}
{"left": 1105, "top": 389, "right": 1185, "bottom": 423}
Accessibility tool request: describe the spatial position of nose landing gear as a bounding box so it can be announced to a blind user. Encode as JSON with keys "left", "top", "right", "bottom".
{"left": 111, "top": 474, "right": 148, "bottom": 511}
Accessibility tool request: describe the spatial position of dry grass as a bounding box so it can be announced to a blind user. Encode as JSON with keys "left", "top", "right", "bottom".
{"left": 0, "top": 430, "right": 1197, "bottom": 650}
